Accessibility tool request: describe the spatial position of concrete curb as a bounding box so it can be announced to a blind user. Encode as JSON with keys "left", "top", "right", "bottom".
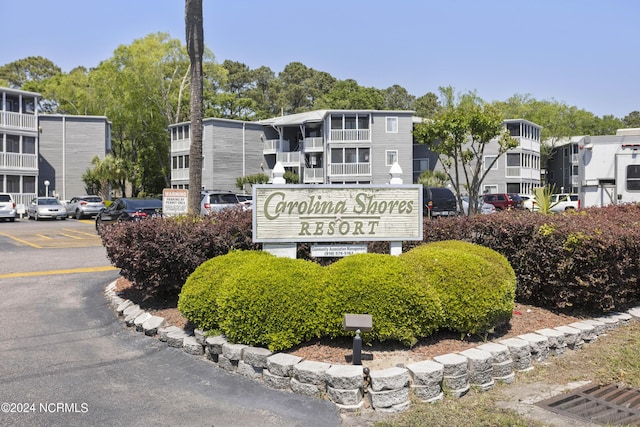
{"left": 104, "top": 280, "right": 638, "bottom": 415}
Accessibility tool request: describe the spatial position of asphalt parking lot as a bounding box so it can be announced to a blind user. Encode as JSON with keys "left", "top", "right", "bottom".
{"left": 0, "top": 217, "right": 101, "bottom": 249}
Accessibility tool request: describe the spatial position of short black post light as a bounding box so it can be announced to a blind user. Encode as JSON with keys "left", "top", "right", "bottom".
{"left": 342, "top": 314, "right": 373, "bottom": 365}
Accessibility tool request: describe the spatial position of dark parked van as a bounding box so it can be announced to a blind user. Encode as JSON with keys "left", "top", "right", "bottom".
{"left": 423, "top": 187, "right": 458, "bottom": 217}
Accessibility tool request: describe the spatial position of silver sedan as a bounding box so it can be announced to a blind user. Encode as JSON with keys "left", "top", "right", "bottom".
{"left": 27, "top": 197, "right": 68, "bottom": 220}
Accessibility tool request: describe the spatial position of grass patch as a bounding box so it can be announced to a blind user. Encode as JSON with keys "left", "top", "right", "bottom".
{"left": 374, "top": 321, "right": 640, "bottom": 426}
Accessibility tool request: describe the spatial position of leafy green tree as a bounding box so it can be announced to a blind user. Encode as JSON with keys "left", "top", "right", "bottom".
{"left": 382, "top": 84, "right": 415, "bottom": 110}
{"left": 277, "top": 62, "right": 336, "bottom": 114}
{"left": 90, "top": 33, "right": 189, "bottom": 196}
{"left": 283, "top": 171, "right": 300, "bottom": 184}
{"left": 235, "top": 173, "right": 270, "bottom": 191}
{"left": 417, "top": 169, "right": 448, "bottom": 187}
{"left": 213, "top": 60, "right": 258, "bottom": 119}
{"left": 186, "top": 0, "right": 204, "bottom": 213}
{"left": 0, "top": 56, "right": 61, "bottom": 88}
{"left": 412, "top": 92, "right": 441, "bottom": 119}
{"left": 246, "top": 65, "right": 279, "bottom": 119}
{"left": 32, "top": 66, "right": 97, "bottom": 114}
{"left": 623, "top": 111, "right": 640, "bottom": 128}
{"left": 414, "top": 86, "right": 517, "bottom": 215}
{"left": 315, "top": 79, "right": 384, "bottom": 110}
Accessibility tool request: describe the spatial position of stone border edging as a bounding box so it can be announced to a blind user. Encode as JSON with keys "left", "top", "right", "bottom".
{"left": 105, "top": 280, "right": 640, "bottom": 414}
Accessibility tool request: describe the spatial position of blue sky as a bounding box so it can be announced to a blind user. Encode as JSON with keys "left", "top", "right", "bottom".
{"left": 3, "top": 0, "right": 639, "bottom": 118}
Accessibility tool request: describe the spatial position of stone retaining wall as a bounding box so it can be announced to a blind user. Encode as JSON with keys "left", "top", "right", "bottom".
{"left": 105, "top": 281, "right": 639, "bottom": 414}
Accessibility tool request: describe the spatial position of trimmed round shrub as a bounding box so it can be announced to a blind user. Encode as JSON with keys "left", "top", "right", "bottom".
{"left": 178, "top": 250, "right": 276, "bottom": 331}
{"left": 425, "top": 240, "right": 515, "bottom": 279}
{"left": 322, "top": 253, "right": 443, "bottom": 347}
{"left": 401, "top": 241, "right": 516, "bottom": 338}
{"left": 214, "top": 254, "right": 327, "bottom": 351}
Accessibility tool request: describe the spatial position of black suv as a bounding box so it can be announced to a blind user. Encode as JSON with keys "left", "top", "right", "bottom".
{"left": 423, "top": 187, "right": 458, "bottom": 217}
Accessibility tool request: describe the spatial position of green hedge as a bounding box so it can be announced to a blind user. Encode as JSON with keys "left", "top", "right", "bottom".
{"left": 402, "top": 241, "right": 516, "bottom": 338}
{"left": 178, "top": 250, "right": 274, "bottom": 331}
{"left": 179, "top": 241, "right": 514, "bottom": 350}
{"left": 323, "top": 253, "right": 443, "bottom": 347}
{"left": 215, "top": 255, "right": 327, "bottom": 351}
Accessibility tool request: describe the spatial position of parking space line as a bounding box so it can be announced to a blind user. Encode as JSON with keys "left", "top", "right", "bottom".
{"left": 60, "top": 233, "right": 83, "bottom": 240}
{"left": 36, "top": 233, "right": 53, "bottom": 239}
{"left": 62, "top": 228, "right": 98, "bottom": 237}
{"left": 0, "top": 232, "right": 43, "bottom": 249}
{"left": 0, "top": 266, "right": 119, "bottom": 278}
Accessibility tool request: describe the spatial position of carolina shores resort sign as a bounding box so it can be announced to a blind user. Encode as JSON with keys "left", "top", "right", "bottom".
{"left": 252, "top": 184, "right": 423, "bottom": 243}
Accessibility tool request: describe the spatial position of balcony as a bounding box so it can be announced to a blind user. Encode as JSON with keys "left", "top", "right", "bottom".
{"left": 172, "top": 169, "right": 189, "bottom": 180}
{"left": 303, "top": 137, "right": 324, "bottom": 152}
{"left": 329, "top": 129, "right": 370, "bottom": 142}
{"left": 303, "top": 168, "right": 324, "bottom": 183}
{"left": 516, "top": 137, "right": 541, "bottom": 153}
{"left": 0, "top": 112, "right": 37, "bottom": 132}
{"left": 263, "top": 139, "right": 289, "bottom": 155}
{"left": 329, "top": 163, "right": 371, "bottom": 177}
{"left": 171, "top": 139, "right": 190, "bottom": 152}
{"left": 505, "top": 166, "right": 541, "bottom": 181}
{"left": 12, "top": 193, "right": 37, "bottom": 207}
{"left": 0, "top": 152, "right": 38, "bottom": 171}
{"left": 276, "top": 151, "right": 301, "bottom": 166}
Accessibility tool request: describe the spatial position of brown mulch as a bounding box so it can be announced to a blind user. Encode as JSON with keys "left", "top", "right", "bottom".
{"left": 114, "top": 277, "right": 587, "bottom": 370}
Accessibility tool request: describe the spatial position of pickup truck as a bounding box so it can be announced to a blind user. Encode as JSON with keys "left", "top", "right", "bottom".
{"left": 550, "top": 193, "right": 580, "bottom": 212}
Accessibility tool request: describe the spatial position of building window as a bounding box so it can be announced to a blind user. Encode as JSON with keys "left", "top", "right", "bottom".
{"left": 23, "top": 176, "right": 35, "bottom": 193}
{"left": 6, "top": 136, "right": 19, "bottom": 153}
{"left": 172, "top": 155, "right": 190, "bottom": 170}
{"left": 386, "top": 150, "right": 398, "bottom": 166}
{"left": 386, "top": 117, "right": 398, "bottom": 133}
{"left": 506, "top": 153, "right": 521, "bottom": 166}
{"left": 23, "top": 137, "right": 36, "bottom": 154}
{"left": 483, "top": 184, "right": 498, "bottom": 194}
{"left": 484, "top": 155, "right": 498, "bottom": 170}
{"left": 413, "top": 158, "right": 429, "bottom": 174}
{"left": 331, "top": 147, "right": 370, "bottom": 164}
{"left": 6, "top": 175, "right": 20, "bottom": 192}
{"left": 627, "top": 165, "right": 640, "bottom": 191}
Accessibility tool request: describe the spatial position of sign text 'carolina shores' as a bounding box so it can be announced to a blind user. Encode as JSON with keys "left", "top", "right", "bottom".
{"left": 252, "top": 185, "right": 423, "bottom": 243}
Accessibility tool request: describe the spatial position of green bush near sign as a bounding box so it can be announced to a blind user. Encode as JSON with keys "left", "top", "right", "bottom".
{"left": 178, "top": 241, "right": 515, "bottom": 351}
{"left": 402, "top": 242, "right": 515, "bottom": 339}
{"left": 322, "top": 253, "right": 443, "bottom": 347}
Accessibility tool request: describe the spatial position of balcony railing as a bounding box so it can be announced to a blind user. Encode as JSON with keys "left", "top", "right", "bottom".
{"left": 12, "top": 193, "right": 37, "bottom": 207}
{"left": 172, "top": 169, "right": 189, "bottom": 180}
{"left": 0, "top": 111, "right": 37, "bottom": 131}
{"left": 516, "top": 137, "right": 541, "bottom": 153}
{"left": 505, "top": 166, "right": 540, "bottom": 180}
{"left": 303, "top": 137, "right": 324, "bottom": 152}
{"left": 303, "top": 168, "right": 324, "bottom": 183}
{"left": 171, "top": 139, "right": 190, "bottom": 152}
{"left": 276, "top": 151, "right": 301, "bottom": 166}
{"left": 0, "top": 152, "right": 38, "bottom": 170}
{"left": 263, "top": 139, "right": 290, "bottom": 154}
{"left": 329, "top": 163, "right": 371, "bottom": 176}
{"left": 329, "top": 129, "right": 370, "bottom": 142}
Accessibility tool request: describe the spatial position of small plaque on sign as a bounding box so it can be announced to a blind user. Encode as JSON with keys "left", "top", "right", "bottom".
{"left": 311, "top": 244, "right": 367, "bottom": 258}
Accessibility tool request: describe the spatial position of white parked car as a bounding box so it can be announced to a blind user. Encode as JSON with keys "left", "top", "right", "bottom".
{"left": 520, "top": 194, "right": 537, "bottom": 211}
{"left": 461, "top": 196, "right": 496, "bottom": 215}
{"left": 0, "top": 193, "right": 17, "bottom": 222}
{"left": 27, "top": 197, "right": 68, "bottom": 221}
{"left": 550, "top": 193, "right": 580, "bottom": 212}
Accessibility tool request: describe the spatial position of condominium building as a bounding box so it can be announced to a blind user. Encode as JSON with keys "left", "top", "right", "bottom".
{"left": 0, "top": 87, "right": 39, "bottom": 206}
{"left": 169, "top": 110, "right": 416, "bottom": 191}
{"left": 412, "top": 118, "right": 542, "bottom": 195}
